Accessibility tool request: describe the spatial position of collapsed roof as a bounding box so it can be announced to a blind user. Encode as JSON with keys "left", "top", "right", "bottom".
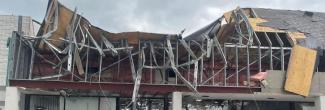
{"left": 186, "top": 8, "right": 325, "bottom": 50}
{"left": 36, "top": 0, "right": 175, "bottom": 53}
{"left": 7, "top": 0, "right": 325, "bottom": 109}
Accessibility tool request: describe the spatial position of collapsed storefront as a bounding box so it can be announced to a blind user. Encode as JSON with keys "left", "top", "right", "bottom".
{"left": 4, "top": 0, "right": 325, "bottom": 110}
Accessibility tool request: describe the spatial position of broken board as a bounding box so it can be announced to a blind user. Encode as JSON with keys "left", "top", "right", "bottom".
{"left": 285, "top": 45, "right": 317, "bottom": 96}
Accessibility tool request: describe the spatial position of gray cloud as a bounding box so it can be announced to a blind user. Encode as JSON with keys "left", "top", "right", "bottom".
{"left": 1, "top": 0, "right": 325, "bottom": 35}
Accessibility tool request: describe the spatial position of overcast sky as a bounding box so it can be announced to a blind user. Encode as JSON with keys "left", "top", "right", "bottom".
{"left": 1, "top": 0, "right": 324, "bottom": 35}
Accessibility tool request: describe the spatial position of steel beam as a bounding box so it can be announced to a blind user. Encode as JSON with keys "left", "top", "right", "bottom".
{"left": 10, "top": 80, "right": 261, "bottom": 94}
{"left": 264, "top": 32, "right": 273, "bottom": 70}
{"left": 166, "top": 38, "right": 198, "bottom": 94}
{"left": 275, "top": 33, "right": 285, "bottom": 71}
{"left": 101, "top": 35, "right": 118, "bottom": 56}
{"left": 179, "top": 39, "right": 197, "bottom": 59}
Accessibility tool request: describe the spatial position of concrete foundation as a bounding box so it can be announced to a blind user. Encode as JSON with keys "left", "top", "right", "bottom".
{"left": 4, "top": 87, "right": 24, "bottom": 110}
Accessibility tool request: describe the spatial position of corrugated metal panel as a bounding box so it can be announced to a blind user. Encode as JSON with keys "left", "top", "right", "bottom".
{"left": 10, "top": 32, "right": 32, "bottom": 79}
{"left": 0, "top": 15, "right": 33, "bottom": 86}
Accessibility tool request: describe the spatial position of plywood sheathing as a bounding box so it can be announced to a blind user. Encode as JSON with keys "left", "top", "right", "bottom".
{"left": 248, "top": 18, "right": 306, "bottom": 44}
{"left": 51, "top": 6, "right": 74, "bottom": 45}
{"left": 222, "top": 9, "right": 307, "bottom": 46}
{"left": 38, "top": 4, "right": 74, "bottom": 49}
{"left": 285, "top": 45, "right": 317, "bottom": 96}
{"left": 287, "top": 32, "right": 306, "bottom": 44}
{"left": 249, "top": 18, "right": 284, "bottom": 32}
{"left": 216, "top": 23, "right": 235, "bottom": 44}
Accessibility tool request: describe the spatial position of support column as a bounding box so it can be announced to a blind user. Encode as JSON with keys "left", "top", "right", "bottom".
{"left": 172, "top": 92, "right": 182, "bottom": 110}
{"left": 315, "top": 96, "right": 325, "bottom": 110}
{"left": 4, "top": 87, "right": 23, "bottom": 110}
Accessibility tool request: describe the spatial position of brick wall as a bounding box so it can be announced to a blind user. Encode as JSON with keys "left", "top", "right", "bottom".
{"left": 0, "top": 15, "right": 34, "bottom": 86}
{"left": 0, "top": 15, "right": 18, "bottom": 86}
{"left": 0, "top": 15, "right": 34, "bottom": 106}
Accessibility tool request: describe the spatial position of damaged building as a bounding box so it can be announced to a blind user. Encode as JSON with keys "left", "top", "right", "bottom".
{"left": 2, "top": 0, "right": 325, "bottom": 110}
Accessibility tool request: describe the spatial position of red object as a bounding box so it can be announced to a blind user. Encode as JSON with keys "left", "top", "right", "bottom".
{"left": 250, "top": 72, "right": 268, "bottom": 81}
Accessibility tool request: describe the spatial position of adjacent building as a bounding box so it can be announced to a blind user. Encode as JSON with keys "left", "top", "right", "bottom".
{"left": 0, "top": 15, "right": 36, "bottom": 110}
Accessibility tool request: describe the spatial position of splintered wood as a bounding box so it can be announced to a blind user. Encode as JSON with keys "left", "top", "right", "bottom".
{"left": 285, "top": 45, "right": 317, "bottom": 96}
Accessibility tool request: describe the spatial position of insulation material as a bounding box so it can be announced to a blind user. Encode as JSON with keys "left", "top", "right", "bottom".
{"left": 285, "top": 45, "right": 317, "bottom": 96}
{"left": 287, "top": 32, "right": 306, "bottom": 44}
{"left": 248, "top": 18, "right": 284, "bottom": 32}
